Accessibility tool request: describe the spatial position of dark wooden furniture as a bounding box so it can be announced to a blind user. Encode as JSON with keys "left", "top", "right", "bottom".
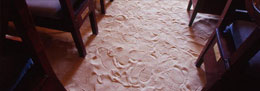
{"left": 100, "top": 0, "right": 114, "bottom": 14}
{"left": 0, "top": 0, "right": 7, "bottom": 44}
{"left": 25, "top": 0, "right": 98, "bottom": 57}
{"left": 187, "top": 0, "right": 228, "bottom": 26}
{"left": 1, "top": 0, "right": 65, "bottom": 90}
{"left": 195, "top": 0, "right": 260, "bottom": 90}
{"left": 247, "top": 0, "right": 260, "bottom": 25}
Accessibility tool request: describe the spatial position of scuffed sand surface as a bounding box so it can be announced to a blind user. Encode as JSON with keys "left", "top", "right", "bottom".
{"left": 37, "top": 0, "right": 219, "bottom": 90}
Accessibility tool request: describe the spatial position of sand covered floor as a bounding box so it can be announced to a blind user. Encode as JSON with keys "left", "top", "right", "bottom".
{"left": 37, "top": 0, "right": 220, "bottom": 90}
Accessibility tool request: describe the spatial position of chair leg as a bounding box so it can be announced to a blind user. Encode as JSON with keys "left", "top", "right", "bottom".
{"left": 1, "top": 0, "right": 8, "bottom": 52}
{"left": 1, "top": 13, "right": 7, "bottom": 41}
{"left": 187, "top": 0, "right": 192, "bottom": 11}
{"left": 89, "top": 11, "right": 98, "bottom": 35}
{"left": 71, "top": 28, "right": 86, "bottom": 57}
{"left": 0, "top": 19, "right": 7, "bottom": 53}
{"left": 195, "top": 59, "right": 204, "bottom": 67}
{"left": 100, "top": 0, "right": 105, "bottom": 14}
{"left": 195, "top": 32, "right": 216, "bottom": 67}
{"left": 188, "top": 9, "right": 198, "bottom": 26}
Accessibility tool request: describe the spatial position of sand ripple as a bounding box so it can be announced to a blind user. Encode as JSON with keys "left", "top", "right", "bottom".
{"left": 43, "top": 0, "right": 218, "bottom": 90}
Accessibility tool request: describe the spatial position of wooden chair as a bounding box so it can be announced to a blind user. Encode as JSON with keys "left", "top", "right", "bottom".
{"left": 25, "top": 0, "right": 99, "bottom": 57}
{"left": 1, "top": 0, "right": 65, "bottom": 90}
{"left": 187, "top": 0, "right": 228, "bottom": 26}
{"left": 100, "top": 0, "right": 114, "bottom": 14}
{"left": 195, "top": 0, "right": 260, "bottom": 90}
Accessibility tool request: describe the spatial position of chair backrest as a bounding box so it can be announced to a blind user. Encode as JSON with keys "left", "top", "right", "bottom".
{"left": 71, "top": 0, "right": 86, "bottom": 11}
{"left": 199, "top": 0, "right": 228, "bottom": 15}
{"left": 58, "top": 0, "right": 92, "bottom": 28}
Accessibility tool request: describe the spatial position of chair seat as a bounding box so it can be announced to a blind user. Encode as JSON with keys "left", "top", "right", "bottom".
{"left": 191, "top": 0, "right": 227, "bottom": 15}
{"left": 230, "top": 20, "right": 257, "bottom": 49}
{"left": 26, "top": 0, "right": 62, "bottom": 18}
{"left": 26, "top": 0, "right": 83, "bottom": 18}
{"left": 229, "top": 20, "right": 260, "bottom": 78}
{"left": 24, "top": 0, "right": 96, "bottom": 57}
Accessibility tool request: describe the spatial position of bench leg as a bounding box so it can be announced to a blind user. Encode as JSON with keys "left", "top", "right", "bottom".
{"left": 89, "top": 11, "right": 98, "bottom": 35}
{"left": 71, "top": 29, "right": 86, "bottom": 57}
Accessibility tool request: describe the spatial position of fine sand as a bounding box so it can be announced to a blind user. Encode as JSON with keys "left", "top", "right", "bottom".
{"left": 36, "top": 0, "right": 220, "bottom": 90}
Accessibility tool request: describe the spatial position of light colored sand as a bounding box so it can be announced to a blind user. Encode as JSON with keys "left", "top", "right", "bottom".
{"left": 37, "top": 0, "right": 220, "bottom": 90}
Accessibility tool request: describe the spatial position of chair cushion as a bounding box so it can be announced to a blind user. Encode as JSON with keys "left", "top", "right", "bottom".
{"left": 230, "top": 20, "right": 258, "bottom": 49}
{"left": 26, "top": 0, "right": 81, "bottom": 18}
{"left": 26, "top": 0, "right": 62, "bottom": 17}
